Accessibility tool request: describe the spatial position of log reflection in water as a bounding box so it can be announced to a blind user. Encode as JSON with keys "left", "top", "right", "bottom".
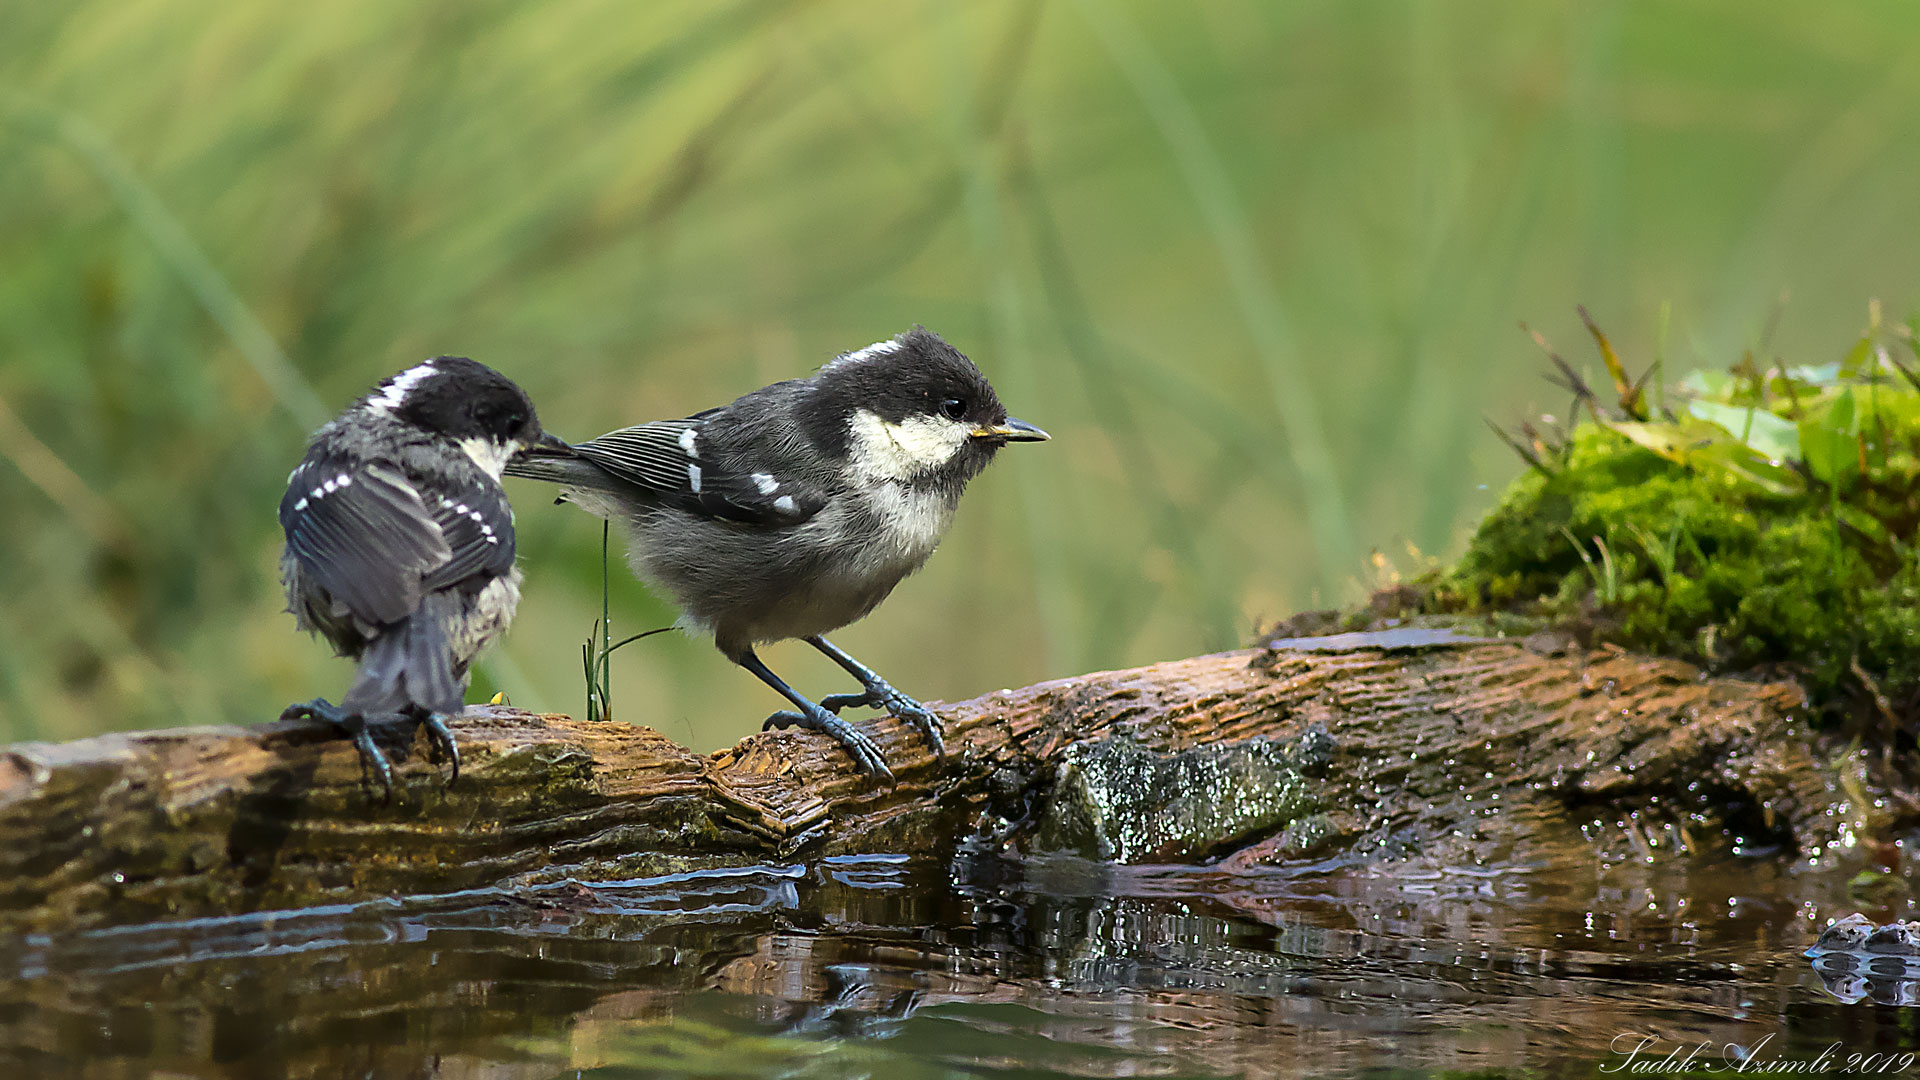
{"left": 0, "top": 848, "right": 1904, "bottom": 1079}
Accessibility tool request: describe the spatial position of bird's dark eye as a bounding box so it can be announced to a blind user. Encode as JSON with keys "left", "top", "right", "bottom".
{"left": 940, "top": 398, "right": 967, "bottom": 421}
{"left": 479, "top": 403, "right": 525, "bottom": 433}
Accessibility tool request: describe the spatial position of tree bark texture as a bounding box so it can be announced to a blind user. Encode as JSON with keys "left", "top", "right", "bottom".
{"left": 0, "top": 634, "right": 1863, "bottom": 932}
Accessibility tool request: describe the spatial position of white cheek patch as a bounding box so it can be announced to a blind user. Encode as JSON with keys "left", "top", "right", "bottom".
{"left": 366, "top": 362, "right": 438, "bottom": 411}
{"left": 458, "top": 437, "right": 518, "bottom": 479}
{"left": 847, "top": 409, "right": 968, "bottom": 481}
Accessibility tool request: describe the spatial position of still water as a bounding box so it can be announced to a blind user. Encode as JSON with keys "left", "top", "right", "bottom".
{"left": 2, "top": 846, "right": 1914, "bottom": 1078}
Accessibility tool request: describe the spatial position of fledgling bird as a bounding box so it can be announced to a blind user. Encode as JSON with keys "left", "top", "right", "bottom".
{"left": 278, "top": 356, "right": 555, "bottom": 796}
{"left": 503, "top": 327, "right": 1048, "bottom": 779}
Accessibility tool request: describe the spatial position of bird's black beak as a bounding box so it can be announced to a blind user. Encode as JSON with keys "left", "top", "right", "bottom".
{"left": 514, "top": 431, "right": 575, "bottom": 463}
{"left": 971, "top": 416, "right": 1050, "bottom": 442}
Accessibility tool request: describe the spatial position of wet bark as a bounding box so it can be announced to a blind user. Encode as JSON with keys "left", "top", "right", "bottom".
{"left": 0, "top": 635, "right": 1858, "bottom": 931}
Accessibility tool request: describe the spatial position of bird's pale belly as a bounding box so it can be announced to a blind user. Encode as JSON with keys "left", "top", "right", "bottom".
{"left": 736, "top": 567, "right": 907, "bottom": 644}
{"left": 624, "top": 486, "right": 953, "bottom": 649}
{"left": 449, "top": 570, "right": 522, "bottom": 668}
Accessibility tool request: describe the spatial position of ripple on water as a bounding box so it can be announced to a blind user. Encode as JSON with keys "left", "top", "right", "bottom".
{"left": 0, "top": 845, "right": 1913, "bottom": 1078}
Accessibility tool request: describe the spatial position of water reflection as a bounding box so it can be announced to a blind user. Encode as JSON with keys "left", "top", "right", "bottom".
{"left": 0, "top": 849, "right": 1913, "bottom": 1078}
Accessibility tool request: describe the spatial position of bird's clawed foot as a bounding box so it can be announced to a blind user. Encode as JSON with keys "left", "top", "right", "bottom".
{"left": 819, "top": 684, "right": 945, "bottom": 758}
{"left": 279, "top": 697, "right": 396, "bottom": 800}
{"left": 803, "top": 636, "right": 945, "bottom": 758}
{"left": 280, "top": 699, "right": 461, "bottom": 796}
{"left": 763, "top": 704, "right": 895, "bottom": 781}
{"left": 415, "top": 711, "right": 462, "bottom": 786}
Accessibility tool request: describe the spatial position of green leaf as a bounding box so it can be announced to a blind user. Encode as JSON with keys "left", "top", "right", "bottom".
{"left": 1686, "top": 400, "right": 1800, "bottom": 461}
{"left": 1800, "top": 387, "right": 1860, "bottom": 485}
{"left": 1785, "top": 362, "right": 1841, "bottom": 387}
{"left": 1687, "top": 440, "right": 1802, "bottom": 495}
{"left": 1840, "top": 334, "right": 1875, "bottom": 378}
{"left": 1605, "top": 418, "right": 1701, "bottom": 462}
{"left": 1604, "top": 417, "right": 1800, "bottom": 495}
{"left": 1677, "top": 369, "right": 1735, "bottom": 401}
{"left": 1836, "top": 502, "right": 1892, "bottom": 547}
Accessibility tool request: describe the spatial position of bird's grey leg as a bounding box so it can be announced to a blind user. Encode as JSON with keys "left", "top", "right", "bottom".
{"left": 737, "top": 648, "right": 894, "bottom": 779}
{"left": 279, "top": 697, "right": 395, "bottom": 800}
{"left": 807, "top": 636, "right": 945, "bottom": 757}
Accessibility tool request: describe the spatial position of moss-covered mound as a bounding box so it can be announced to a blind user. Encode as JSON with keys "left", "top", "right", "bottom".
{"left": 1430, "top": 312, "right": 1920, "bottom": 720}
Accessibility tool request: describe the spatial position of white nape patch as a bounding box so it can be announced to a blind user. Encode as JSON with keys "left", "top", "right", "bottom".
{"left": 678, "top": 427, "right": 698, "bottom": 454}
{"left": 820, "top": 337, "right": 903, "bottom": 372}
{"left": 687, "top": 463, "right": 703, "bottom": 493}
{"left": 846, "top": 408, "right": 968, "bottom": 481}
{"left": 751, "top": 472, "right": 778, "bottom": 495}
{"left": 366, "top": 362, "right": 438, "bottom": 411}
{"left": 458, "top": 436, "right": 519, "bottom": 479}
{"left": 774, "top": 494, "right": 797, "bottom": 515}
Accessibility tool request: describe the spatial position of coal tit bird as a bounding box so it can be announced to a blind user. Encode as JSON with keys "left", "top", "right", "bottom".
{"left": 278, "top": 356, "right": 557, "bottom": 796}
{"left": 504, "top": 327, "right": 1048, "bottom": 779}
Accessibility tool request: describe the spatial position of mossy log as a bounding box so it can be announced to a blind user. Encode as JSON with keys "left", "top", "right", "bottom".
{"left": 0, "top": 634, "right": 1864, "bottom": 932}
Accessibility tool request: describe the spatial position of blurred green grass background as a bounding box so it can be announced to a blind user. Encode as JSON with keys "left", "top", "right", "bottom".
{"left": 4, "top": 0, "right": 1919, "bottom": 749}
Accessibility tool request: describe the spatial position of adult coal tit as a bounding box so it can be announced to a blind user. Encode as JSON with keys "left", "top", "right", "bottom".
{"left": 505, "top": 327, "right": 1048, "bottom": 779}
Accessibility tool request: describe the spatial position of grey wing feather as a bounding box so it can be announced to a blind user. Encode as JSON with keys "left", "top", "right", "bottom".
{"left": 419, "top": 481, "right": 517, "bottom": 592}
{"left": 578, "top": 420, "right": 706, "bottom": 490}
{"left": 281, "top": 461, "right": 452, "bottom": 625}
{"left": 544, "top": 416, "right": 828, "bottom": 527}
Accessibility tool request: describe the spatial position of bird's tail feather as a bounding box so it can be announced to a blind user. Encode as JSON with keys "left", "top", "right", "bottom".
{"left": 341, "top": 596, "right": 465, "bottom": 717}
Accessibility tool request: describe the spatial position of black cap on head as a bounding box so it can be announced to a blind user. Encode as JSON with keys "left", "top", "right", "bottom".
{"left": 810, "top": 327, "right": 1008, "bottom": 431}
{"left": 368, "top": 356, "right": 543, "bottom": 447}
{"left": 792, "top": 328, "right": 1048, "bottom": 486}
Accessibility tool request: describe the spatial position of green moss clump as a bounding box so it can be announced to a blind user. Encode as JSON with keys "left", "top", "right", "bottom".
{"left": 1434, "top": 411, "right": 1920, "bottom": 712}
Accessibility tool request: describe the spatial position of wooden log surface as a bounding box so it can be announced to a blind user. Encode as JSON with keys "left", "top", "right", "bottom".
{"left": 0, "top": 634, "right": 1854, "bottom": 932}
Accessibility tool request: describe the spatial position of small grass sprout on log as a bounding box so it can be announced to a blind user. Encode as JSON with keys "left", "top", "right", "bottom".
{"left": 579, "top": 521, "right": 668, "bottom": 722}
